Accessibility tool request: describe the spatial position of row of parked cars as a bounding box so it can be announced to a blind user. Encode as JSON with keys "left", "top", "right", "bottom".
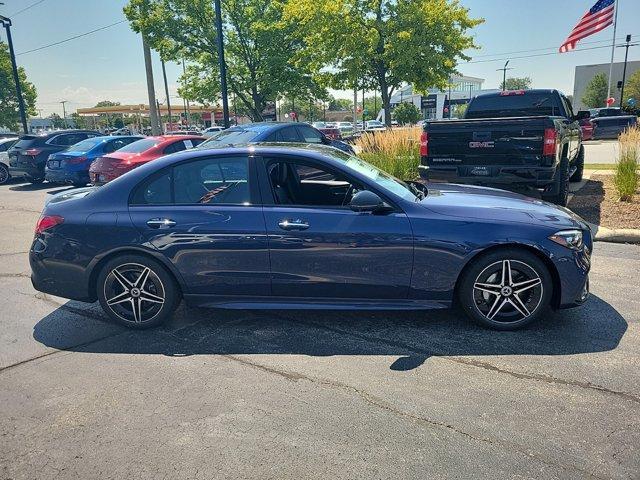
{"left": 1, "top": 122, "right": 355, "bottom": 186}
{"left": 577, "top": 107, "right": 638, "bottom": 141}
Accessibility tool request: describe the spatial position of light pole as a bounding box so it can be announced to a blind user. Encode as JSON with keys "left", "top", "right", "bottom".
{"left": 181, "top": 59, "right": 191, "bottom": 126}
{"left": 617, "top": 35, "right": 639, "bottom": 108}
{"left": 497, "top": 60, "right": 514, "bottom": 90}
{"left": 0, "top": 15, "right": 28, "bottom": 133}
{"left": 214, "top": 0, "right": 230, "bottom": 128}
{"left": 161, "top": 59, "right": 173, "bottom": 131}
{"left": 60, "top": 100, "right": 68, "bottom": 128}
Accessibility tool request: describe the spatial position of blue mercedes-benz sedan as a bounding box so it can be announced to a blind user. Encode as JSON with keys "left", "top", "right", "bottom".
{"left": 30, "top": 144, "right": 591, "bottom": 330}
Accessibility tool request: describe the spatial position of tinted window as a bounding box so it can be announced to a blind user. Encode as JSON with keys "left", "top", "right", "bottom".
{"left": 0, "top": 139, "right": 17, "bottom": 152}
{"left": 297, "top": 126, "right": 323, "bottom": 143}
{"left": 131, "top": 169, "right": 172, "bottom": 205}
{"left": 198, "top": 129, "right": 259, "bottom": 147}
{"left": 13, "top": 136, "right": 38, "bottom": 148}
{"left": 104, "top": 137, "right": 139, "bottom": 153}
{"left": 163, "top": 140, "right": 187, "bottom": 154}
{"left": 466, "top": 93, "right": 563, "bottom": 119}
{"left": 174, "top": 157, "right": 250, "bottom": 204}
{"left": 117, "top": 138, "right": 161, "bottom": 153}
{"left": 278, "top": 126, "right": 301, "bottom": 142}
{"left": 50, "top": 133, "right": 84, "bottom": 146}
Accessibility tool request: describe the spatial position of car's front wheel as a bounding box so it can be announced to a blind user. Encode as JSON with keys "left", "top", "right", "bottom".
{"left": 96, "top": 254, "right": 181, "bottom": 329}
{"left": 0, "top": 164, "right": 10, "bottom": 185}
{"left": 457, "top": 249, "right": 553, "bottom": 330}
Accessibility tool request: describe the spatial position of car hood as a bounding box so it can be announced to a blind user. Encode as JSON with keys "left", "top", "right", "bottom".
{"left": 419, "top": 183, "right": 589, "bottom": 230}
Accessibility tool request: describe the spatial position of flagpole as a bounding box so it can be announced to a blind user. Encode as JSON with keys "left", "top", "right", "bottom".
{"left": 606, "top": 0, "right": 619, "bottom": 104}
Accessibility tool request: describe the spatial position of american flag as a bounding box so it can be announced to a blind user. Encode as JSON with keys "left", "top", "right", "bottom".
{"left": 559, "top": 0, "right": 615, "bottom": 53}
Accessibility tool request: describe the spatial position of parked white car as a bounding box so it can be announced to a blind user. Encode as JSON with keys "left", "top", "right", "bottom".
{"left": 203, "top": 126, "right": 226, "bottom": 137}
{"left": 0, "top": 137, "right": 19, "bottom": 184}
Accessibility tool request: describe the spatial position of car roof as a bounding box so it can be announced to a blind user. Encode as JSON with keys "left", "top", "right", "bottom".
{"left": 472, "top": 89, "right": 560, "bottom": 99}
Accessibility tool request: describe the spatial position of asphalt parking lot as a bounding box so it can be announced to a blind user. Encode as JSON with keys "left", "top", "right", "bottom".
{"left": 0, "top": 178, "right": 639, "bottom": 480}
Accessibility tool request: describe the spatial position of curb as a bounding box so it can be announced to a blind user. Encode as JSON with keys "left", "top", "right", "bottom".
{"left": 588, "top": 223, "right": 640, "bottom": 244}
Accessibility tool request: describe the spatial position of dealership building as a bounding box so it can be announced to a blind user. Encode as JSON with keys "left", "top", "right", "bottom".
{"left": 572, "top": 60, "right": 640, "bottom": 111}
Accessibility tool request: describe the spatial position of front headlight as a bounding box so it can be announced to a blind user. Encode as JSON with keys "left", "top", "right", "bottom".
{"left": 549, "top": 229, "right": 584, "bottom": 250}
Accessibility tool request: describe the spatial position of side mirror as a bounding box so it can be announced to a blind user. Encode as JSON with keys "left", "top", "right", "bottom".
{"left": 349, "top": 190, "right": 391, "bottom": 213}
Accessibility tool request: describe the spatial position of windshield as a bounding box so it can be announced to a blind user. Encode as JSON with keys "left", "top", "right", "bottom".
{"left": 327, "top": 150, "right": 418, "bottom": 201}
{"left": 199, "top": 128, "right": 260, "bottom": 147}
{"left": 466, "top": 93, "right": 562, "bottom": 119}
{"left": 67, "top": 138, "right": 103, "bottom": 152}
{"left": 116, "top": 138, "right": 161, "bottom": 153}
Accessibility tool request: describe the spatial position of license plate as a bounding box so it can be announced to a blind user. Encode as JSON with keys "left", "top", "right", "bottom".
{"left": 470, "top": 166, "right": 490, "bottom": 176}
{"left": 49, "top": 161, "right": 60, "bottom": 168}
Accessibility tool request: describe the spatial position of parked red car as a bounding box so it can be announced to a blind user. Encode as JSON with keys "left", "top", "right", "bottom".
{"left": 89, "top": 135, "right": 204, "bottom": 185}
{"left": 578, "top": 116, "right": 594, "bottom": 141}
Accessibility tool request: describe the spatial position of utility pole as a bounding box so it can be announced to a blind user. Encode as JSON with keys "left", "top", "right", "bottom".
{"left": 60, "top": 101, "right": 68, "bottom": 128}
{"left": 214, "top": 0, "right": 230, "bottom": 128}
{"left": 353, "top": 87, "right": 358, "bottom": 129}
{"left": 142, "top": 36, "right": 161, "bottom": 135}
{"left": 497, "top": 60, "right": 513, "bottom": 90}
{"left": 161, "top": 59, "right": 173, "bottom": 131}
{"left": 362, "top": 87, "right": 365, "bottom": 127}
{"left": 1, "top": 15, "right": 28, "bottom": 133}
{"left": 617, "top": 35, "right": 639, "bottom": 108}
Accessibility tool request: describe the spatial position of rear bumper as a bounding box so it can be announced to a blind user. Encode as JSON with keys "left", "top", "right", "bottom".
{"left": 45, "top": 169, "right": 89, "bottom": 184}
{"left": 9, "top": 165, "right": 42, "bottom": 178}
{"left": 419, "top": 164, "right": 556, "bottom": 187}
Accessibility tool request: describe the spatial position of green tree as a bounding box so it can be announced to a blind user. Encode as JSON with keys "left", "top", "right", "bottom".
{"left": 124, "top": 0, "right": 326, "bottom": 121}
{"left": 393, "top": 101, "right": 420, "bottom": 125}
{"left": 48, "top": 113, "right": 65, "bottom": 129}
{"left": 285, "top": 0, "right": 482, "bottom": 126}
{"left": 327, "top": 95, "right": 353, "bottom": 111}
{"left": 0, "top": 41, "right": 37, "bottom": 131}
{"left": 500, "top": 76, "right": 532, "bottom": 90}
{"left": 582, "top": 73, "right": 609, "bottom": 109}
{"left": 70, "top": 112, "right": 90, "bottom": 129}
{"left": 622, "top": 70, "right": 640, "bottom": 108}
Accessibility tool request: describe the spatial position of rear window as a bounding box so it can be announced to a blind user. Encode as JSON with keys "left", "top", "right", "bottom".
{"left": 117, "top": 138, "right": 161, "bottom": 153}
{"left": 466, "top": 93, "right": 563, "bottom": 119}
{"left": 198, "top": 129, "right": 259, "bottom": 148}
{"left": 14, "top": 136, "right": 38, "bottom": 148}
{"left": 68, "top": 138, "right": 103, "bottom": 152}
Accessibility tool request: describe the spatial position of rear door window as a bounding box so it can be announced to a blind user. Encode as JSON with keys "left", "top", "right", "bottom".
{"left": 297, "top": 125, "right": 324, "bottom": 143}
{"left": 277, "top": 126, "right": 302, "bottom": 142}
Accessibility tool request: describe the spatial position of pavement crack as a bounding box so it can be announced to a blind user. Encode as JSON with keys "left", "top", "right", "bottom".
{"left": 223, "top": 353, "right": 605, "bottom": 480}
{"left": 288, "top": 317, "right": 640, "bottom": 405}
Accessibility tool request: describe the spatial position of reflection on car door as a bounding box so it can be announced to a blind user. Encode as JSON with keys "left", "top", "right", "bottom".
{"left": 258, "top": 155, "right": 414, "bottom": 299}
{"left": 128, "top": 154, "right": 270, "bottom": 296}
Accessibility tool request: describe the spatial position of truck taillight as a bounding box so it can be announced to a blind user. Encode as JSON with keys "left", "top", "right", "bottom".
{"left": 35, "top": 215, "right": 64, "bottom": 235}
{"left": 420, "top": 131, "right": 429, "bottom": 156}
{"left": 543, "top": 128, "right": 557, "bottom": 156}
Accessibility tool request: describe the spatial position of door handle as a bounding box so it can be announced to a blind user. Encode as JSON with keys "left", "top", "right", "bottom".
{"left": 146, "top": 218, "right": 176, "bottom": 229}
{"left": 278, "top": 219, "right": 309, "bottom": 231}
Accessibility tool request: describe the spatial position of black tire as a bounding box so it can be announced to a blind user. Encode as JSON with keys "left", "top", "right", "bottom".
{"left": 0, "top": 164, "right": 9, "bottom": 185}
{"left": 570, "top": 145, "right": 584, "bottom": 182}
{"left": 28, "top": 176, "right": 45, "bottom": 184}
{"left": 96, "top": 254, "right": 181, "bottom": 329}
{"left": 457, "top": 248, "right": 553, "bottom": 331}
{"left": 542, "top": 156, "right": 569, "bottom": 206}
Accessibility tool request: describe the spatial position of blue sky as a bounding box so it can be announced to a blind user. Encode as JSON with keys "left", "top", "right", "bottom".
{"left": 1, "top": 0, "right": 639, "bottom": 116}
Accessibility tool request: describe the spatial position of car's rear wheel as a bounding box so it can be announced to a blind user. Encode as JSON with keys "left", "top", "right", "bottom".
{"left": 542, "top": 156, "right": 569, "bottom": 206}
{"left": 28, "top": 176, "right": 44, "bottom": 184}
{"left": 457, "top": 249, "right": 553, "bottom": 330}
{"left": 96, "top": 254, "right": 180, "bottom": 329}
{"left": 0, "top": 164, "right": 9, "bottom": 185}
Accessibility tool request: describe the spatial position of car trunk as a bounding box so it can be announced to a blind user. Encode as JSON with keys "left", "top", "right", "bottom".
{"left": 426, "top": 117, "right": 550, "bottom": 167}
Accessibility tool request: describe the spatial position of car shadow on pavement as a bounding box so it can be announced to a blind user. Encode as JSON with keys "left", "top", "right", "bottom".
{"left": 9, "top": 182, "right": 68, "bottom": 192}
{"left": 32, "top": 294, "right": 627, "bottom": 372}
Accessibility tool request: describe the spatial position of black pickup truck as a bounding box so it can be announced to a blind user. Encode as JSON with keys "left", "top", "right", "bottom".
{"left": 419, "top": 89, "right": 588, "bottom": 205}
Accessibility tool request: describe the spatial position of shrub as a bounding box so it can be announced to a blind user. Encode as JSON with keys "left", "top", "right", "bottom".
{"left": 393, "top": 102, "right": 421, "bottom": 125}
{"left": 614, "top": 126, "right": 640, "bottom": 202}
{"left": 356, "top": 127, "right": 421, "bottom": 180}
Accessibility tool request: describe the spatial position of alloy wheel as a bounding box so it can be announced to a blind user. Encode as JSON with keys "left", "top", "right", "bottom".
{"left": 472, "top": 259, "right": 543, "bottom": 324}
{"left": 0, "top": 165, "right": 8, "bottom": 184}
{"left": 103, "top": 263, "right": 165, "bottom": 324}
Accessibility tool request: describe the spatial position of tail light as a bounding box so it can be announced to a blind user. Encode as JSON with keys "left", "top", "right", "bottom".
{"left": 543, "top": 128, "right": 557, "bottom": 156}
{"left": 25, "top": 148, "right": 42, "bottom": 156}
{"left": 420, "top": 131, "right": 429, "bottom": 156}
{"left": 65, "top": 156, "right": 87, "bottom": 165}
{"left": 35, "top": 215, "right": 64, "bottom": 235}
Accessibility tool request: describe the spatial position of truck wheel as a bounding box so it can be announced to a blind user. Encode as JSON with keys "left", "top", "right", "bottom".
{"left": 570, "top": 146, "right": 584, "bottom": 182}
{"left": 542, "top": 156, "right": 569, "bottom": 206}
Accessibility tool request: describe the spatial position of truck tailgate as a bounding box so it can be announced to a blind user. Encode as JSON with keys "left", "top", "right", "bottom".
{"left": 426, "top": 117, "right": 550, "bottom": 166}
